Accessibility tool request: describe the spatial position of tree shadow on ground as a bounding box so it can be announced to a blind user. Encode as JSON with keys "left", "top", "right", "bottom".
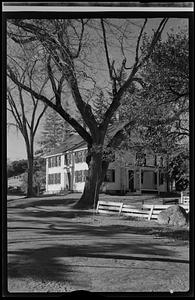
{"left": 9, "top": 198, "right": 78, "bottom": 209}
{"left": 8, "top": 204, "right": 189, "bottom": 243}
{"left": 17, "top": 209, "right": 94, "bottom": 219}
{"left": 8, "top": 240, "right": 188, "bottom": 287}
{"left": 43, "top": 223, "right": 189, "bottom": 242}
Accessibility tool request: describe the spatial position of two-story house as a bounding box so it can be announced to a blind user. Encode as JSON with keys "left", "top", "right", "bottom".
{"left": 44, "top": 133, "right": 168, "bottom": 195}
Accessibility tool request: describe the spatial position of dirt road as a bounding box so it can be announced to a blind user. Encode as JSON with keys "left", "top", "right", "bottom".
{"left": 7, "top": 195, "right": 189, "bottom": 293}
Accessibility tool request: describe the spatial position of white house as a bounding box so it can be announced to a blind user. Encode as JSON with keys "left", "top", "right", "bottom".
{"left": 44, "top": 134, "right": 168, "bottom": 195}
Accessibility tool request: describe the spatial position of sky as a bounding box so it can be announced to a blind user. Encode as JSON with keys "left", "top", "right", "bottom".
{"left": 6, "top": 17, "right": 189, "bottom": 161}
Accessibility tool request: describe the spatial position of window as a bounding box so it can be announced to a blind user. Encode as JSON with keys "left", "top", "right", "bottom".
{"left": 48, "top": 173, "right": 61, "bottom": 185}
{"left": 75, "top": 170, "right": 82, "bottom": 183}
{"left": 160, "top": 172, "right": 164, "bottom": 185}
{"left": 75, "top": 170, "right": 88, "bottom": 183}
{"left": 48, "top": 158, "right": 51, "bottom": 168}
{"left": 141, "top": 171, "right": 144, "bottom": 184}
{"left": 67, "top": 153, "right": 72, "bottom": 165}
{"left": 75, "top": 151, "right": 81, "bottom": 163}
{"left": 48, "top": 155, "right": 61, "bottom": 168}
{"left": 64, "top": 153, "right": 72, "bottom": 165}
{"left": 74, "top": 150, "right": 87, "bottom": 163}
{"left": 154, "top": 172, "right": 157, "bottom": 185}
{"left": 104, "top": 169, "right": 115, "bottom": 182}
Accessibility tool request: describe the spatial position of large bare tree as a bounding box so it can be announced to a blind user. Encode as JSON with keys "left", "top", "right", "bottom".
{"left": 7, "top": 56, "right": 48, "bottom": 197}
{"left": 7, "top": 18, "right": 168, "bottom": 208}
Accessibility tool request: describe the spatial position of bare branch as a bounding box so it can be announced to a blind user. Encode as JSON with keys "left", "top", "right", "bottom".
{"left": 100, "top": 19, "right": 113, "bottom": 80}
{"left": 132, "top": 77, "right": 147, "bottom": 88}
{"left": 7, "top": 66, "right": 93, "bottom": 144}
{"left": 47, "top": 55, "right": 58, "bottom": 98}
{"left": 8, "top": 31, "right": 36, "bottom": 44}
{"left": 33, "top": 104, "right": 48, "bottom": 136}
{"left": 73, "top": 19, "right": 85, "bottom": 59}
{"left": 7, "top": 90, "right": 23, "bottom": 130}
{"left": 135, "top": 18, "right": 147, "bottom": 64}
{"left": 139, "top": 18, "right": 169, "bottom": 66}
{"left": 7, "top": 122, "right": 20, "bottom": 130}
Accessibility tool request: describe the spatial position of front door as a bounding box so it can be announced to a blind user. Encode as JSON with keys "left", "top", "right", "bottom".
{"left": 128, "top": 170, "right": 134, "bottom": 192}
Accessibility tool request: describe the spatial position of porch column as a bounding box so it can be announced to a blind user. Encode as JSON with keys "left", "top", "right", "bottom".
{"left": 71, "top": 151, "right": 75, "bottom": 191}
{"left": 45, "top": 158, "right": 48, "bottom": 192}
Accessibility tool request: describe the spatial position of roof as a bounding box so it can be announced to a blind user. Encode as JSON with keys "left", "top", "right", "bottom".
{"left": 44, "top": 134, "right": 86, "bottom": 158}
{"left": 43, "top": 122, "right": 129, "bottom": 158}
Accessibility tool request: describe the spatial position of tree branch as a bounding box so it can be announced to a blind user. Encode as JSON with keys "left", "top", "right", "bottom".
{"left": 7, "top": 66, "right": 93, "bottom": 144}
{"left": 107, "top": 120, "right": 136, "bottom": 149}
{"left": 47, "top": 55, "right": 58, "bottom": 96}
{"left": 100, "top": 18, "right": 117, "bottom": 95}
{"left": 33, "top": 104, "right": 48, "bottom": 136}
{"left": 73, "top": 19, "right": 85, "bottom": 59}
{"left": 7, "top": 90, "right": 23, "bottom": 130}
{"left": 135, "top": 18, "right": 147, "bottom": 64}
{"left": 139, "top": 18, "right": 169, "bottom": 67}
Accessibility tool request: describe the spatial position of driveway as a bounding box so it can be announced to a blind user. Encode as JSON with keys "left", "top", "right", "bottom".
{"left": 7, "top": 195, "right": 189, "bottom": 293}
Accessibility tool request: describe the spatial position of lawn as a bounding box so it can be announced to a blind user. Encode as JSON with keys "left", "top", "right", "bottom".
{"left": 6, "top": 193, "right": 190, "bottom": 294}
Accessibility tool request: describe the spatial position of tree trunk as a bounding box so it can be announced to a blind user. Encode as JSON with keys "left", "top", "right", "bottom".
{"left": 100, "top": 160, "right": 110, "bottom": 186}
{"left": 27, "top": 155, "right": 35, "bottom": 197}
{"left": 74, "top": 151, "right": 103, "bottom": 209}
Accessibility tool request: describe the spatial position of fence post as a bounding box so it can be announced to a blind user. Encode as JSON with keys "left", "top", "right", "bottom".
{"left": 96, "top": 201, "right": 100, "bottom": 214}
{"left": 181, "top": 192, "right": 183, "bottom": 204}
{"left": 119, "top": 203, "right": 123, "bottom": 215}
{"left": 148, "top": 205, "right": 154, "bottom": 221}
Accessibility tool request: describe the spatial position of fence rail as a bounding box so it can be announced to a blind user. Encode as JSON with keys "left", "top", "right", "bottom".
{"left": 96, "top": 200, "right": 189, "bottom": 221}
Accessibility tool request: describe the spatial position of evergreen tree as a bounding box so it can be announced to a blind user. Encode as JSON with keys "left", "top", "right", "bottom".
{"left": 38, "top": 108, "right": 74, "bottom": 154}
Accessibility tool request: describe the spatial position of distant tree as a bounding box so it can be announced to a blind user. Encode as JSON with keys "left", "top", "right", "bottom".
{"left": 7, "top": 51, "right": 49, "bottom": 196}
{"left": 7, "top": 159, "right": 28, "bottom": 178}
{"left": 21, "top": 156, "right": 46, "bottom": 195}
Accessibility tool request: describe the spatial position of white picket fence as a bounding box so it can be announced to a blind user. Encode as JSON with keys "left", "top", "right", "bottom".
{"left": 96, "top": 200, "right": 189, "bottom": 221}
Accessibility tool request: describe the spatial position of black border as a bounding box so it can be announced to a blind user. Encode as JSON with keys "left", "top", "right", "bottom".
{"left": 2, "top": 8, "right": 194, "bottom": 299}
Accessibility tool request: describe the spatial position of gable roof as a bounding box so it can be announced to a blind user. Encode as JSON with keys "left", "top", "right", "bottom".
{"left": 44, "top": 134, "right": 86, "bottom": 158}
{"left": 43, "top": 121, "right": 130, "bottom": 158}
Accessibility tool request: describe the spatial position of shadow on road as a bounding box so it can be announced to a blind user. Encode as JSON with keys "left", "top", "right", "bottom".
{"left": 8, "top": 197, "right": 78, "bottom": 209}
{"left": 7, "top": 196, "right": 189, "bottom": 290}
{"left": 8, "top": 241, "right": 189, "bottom": 286}
{"left": 10, "top": 205, "right": 189, "bottom": 242}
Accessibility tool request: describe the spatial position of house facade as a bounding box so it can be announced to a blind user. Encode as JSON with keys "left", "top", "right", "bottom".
{"left": 44, "top": 134, "right": 168, "bottom": 195}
